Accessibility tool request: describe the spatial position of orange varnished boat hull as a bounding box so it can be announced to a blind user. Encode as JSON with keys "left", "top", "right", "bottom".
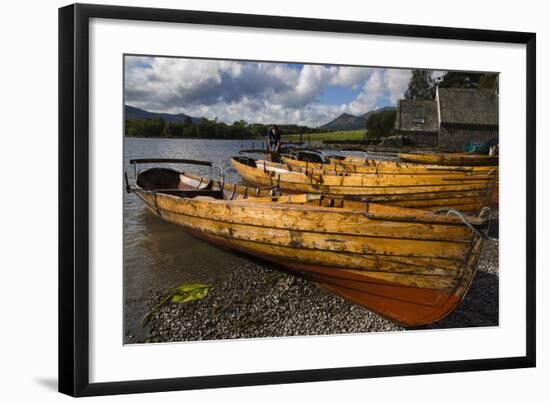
{"left": 281, "top": 156, "right": 499, "bottom": 207}
{"left": 232, "top": 157, "right": 496, "bottom": 214}
{"left": 183, "top": 228, "right": 481, "bottom": 327}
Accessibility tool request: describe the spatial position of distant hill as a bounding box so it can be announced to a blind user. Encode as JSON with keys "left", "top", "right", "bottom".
{"left": 321, "top": 106, "right": 396, "bottom": 131}
{"left": 125, "top": 105, "right": 201, "bottom": 123}
{"left": 360, "top": 106, "right": 395, "bottom": 121}
{"left": 320, "top": 113, "right": 365, "bottom": 131}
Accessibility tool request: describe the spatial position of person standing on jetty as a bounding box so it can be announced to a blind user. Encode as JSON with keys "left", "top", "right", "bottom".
{"left": 266, "top": 125, "right": 281, "bottom": 153}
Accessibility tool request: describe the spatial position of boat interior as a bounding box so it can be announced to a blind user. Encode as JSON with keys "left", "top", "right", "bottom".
{"left": 134, "top": 165, "right": 351, "bottom": 207}
{"left": 136, "top": 167, "right": 226, "bottom": 200}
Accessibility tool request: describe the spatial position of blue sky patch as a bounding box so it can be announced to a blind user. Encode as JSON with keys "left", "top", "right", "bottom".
{"left": 317, "top": 85, "right": 362, "bottom": 105}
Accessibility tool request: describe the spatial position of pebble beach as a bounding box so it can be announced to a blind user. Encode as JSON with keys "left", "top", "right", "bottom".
{"left": 136, "top": 239, "right": 499, "bottom": 344}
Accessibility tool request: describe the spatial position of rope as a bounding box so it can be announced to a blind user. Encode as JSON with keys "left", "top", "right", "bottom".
{"left": 434, "top": 207, "right": 495, "bottom": 241}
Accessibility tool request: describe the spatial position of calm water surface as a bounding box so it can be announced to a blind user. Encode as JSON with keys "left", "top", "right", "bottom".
{"left": 124, "top": 138, "right": 266, "bottom": 343}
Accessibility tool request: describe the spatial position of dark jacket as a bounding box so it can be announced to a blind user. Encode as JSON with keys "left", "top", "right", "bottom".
{"left": 267, "top": 127, "right": 280, "bottom": 143}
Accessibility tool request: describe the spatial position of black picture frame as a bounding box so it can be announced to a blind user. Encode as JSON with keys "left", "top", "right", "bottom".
{"left": 58, "top": 3, "right": 536, "bottom": 397}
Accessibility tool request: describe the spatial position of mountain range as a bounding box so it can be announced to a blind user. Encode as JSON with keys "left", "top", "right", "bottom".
{"left": 320, "top": 106, "right": 396, "bottom": 130}
{"left": 125, "top": 105, "right": 201, "bottom": 124}
{"left": 126, "top": 104, "right": 396, "bottom": 131}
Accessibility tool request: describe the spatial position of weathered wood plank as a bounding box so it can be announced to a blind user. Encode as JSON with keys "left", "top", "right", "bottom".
{"left": 281, "top": 155, "right": 498, "bottom": 176}
{"left": 399, "top": 152, "right": 499, "bottom": 166}
{"left": 156, "top": 205, "right": 470, "bottom": 261}
{"left": 152, "top": 194, "right": 475, "bottom": 242}
{"left": 231, "top": 158, "right": 494, "bottom": 213}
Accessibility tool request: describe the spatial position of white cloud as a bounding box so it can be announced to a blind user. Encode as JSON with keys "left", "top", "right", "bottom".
{"left": 330, "top": 66, "right": 374, "bottom": 88}
{"left": 125, "top": 56, "right": 425, "bottom": 126}
{"left": 346, "top": 70, "right": 386, "bottom": 115}
{"left": 274, "top": 64, "right": 336, "bottom": 109}
{"left": 384, "top": 69, "right": 413, "bottom": 103}
{"left": 338, "top": 69, "right": 412, "bottom": 117}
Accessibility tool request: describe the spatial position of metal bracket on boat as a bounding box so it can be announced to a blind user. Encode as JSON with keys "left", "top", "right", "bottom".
{"left": 256, "top": 184, "right": 279, "bottom": 193}
{"left": 355, "top": 149, "right": 368, "bottom": 164}
{"left": 124, "top": 172, "right": 131, "bottom": 193}
{"left": 212, "top": 164, "right": 226, "bottom": 187}
{"left": 230, "top": 184, "right": 237, "bottom": 200}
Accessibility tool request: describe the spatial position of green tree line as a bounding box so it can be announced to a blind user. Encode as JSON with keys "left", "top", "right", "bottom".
{"left": 366, "top": 109, "right": 397, "bottom": 138}
{"left": 125, "top": 117, "right": 330, "bottom": 139}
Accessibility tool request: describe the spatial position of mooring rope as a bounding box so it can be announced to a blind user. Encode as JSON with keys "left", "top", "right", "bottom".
{"left": 434, "top": 207, "right": 495, "bottom": 241}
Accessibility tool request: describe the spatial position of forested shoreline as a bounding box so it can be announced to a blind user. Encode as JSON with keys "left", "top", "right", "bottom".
{"left": 125, "top": 117, "right": 331, "bottom": 139}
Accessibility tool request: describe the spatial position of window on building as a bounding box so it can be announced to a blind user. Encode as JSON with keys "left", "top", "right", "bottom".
{"left": 413, "top": 116, "right": 426, "bottom": 124}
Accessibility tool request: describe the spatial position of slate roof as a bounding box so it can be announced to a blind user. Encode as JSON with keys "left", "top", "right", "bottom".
{"left": 437, "top": 88, "right": 498, "bottom": 126}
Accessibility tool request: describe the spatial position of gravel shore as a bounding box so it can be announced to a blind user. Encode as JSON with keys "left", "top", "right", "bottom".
{"left": 137, "top": 239, "right": 499, "bottom": 344}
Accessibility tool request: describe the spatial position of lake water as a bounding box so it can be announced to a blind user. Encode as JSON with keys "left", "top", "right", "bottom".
{"left": 124, "top": 137, "right": 266, "bottom": 343}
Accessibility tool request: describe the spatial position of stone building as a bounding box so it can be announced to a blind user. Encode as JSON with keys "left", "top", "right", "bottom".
{"left": 394, "top": 99, "right": 439, "bottom": 146}
{"left": 394, "top": 87, "right": 499, "bottom": 151}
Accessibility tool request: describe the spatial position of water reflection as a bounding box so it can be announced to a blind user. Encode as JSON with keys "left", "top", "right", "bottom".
{"left": 123, "top": 138, "right": 264, "bottom": 342}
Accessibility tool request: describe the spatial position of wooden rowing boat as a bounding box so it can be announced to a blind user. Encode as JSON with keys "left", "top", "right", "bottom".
{"left": 128, "top": 159, "right": 489, "bottom": 327}
{"left": 281, "top": 155, "right": 497, "bottom": 175}
{"left": 232, "top": 157, "right": 496, "bottom": 214}
{"left": 398, "top": 152, "right": 498, "bottom": 166}
{"left": 281, "top": 155, "right": 499, "bottom": 206}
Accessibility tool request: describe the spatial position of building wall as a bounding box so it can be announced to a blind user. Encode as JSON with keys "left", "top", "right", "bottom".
{"left": 395, "top": 100, "right": 439, "bottom": 131}
{"left": 398, "top": 131, "right": 438, "bottom": 147}
{"left": 438, "top": 124, "right": 498, "bottom": 151}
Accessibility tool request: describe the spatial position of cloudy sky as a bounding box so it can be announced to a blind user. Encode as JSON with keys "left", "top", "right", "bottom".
{"left": 125, "top": 56, "right": 444, "bottom": 127}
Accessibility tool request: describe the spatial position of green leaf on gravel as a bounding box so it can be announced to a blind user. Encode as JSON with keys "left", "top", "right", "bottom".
{"left": 171, "top": 284, "right": 211, "bottom": 303}
{"left": 141, "top": 283, "right": 212, "bottom": 326}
